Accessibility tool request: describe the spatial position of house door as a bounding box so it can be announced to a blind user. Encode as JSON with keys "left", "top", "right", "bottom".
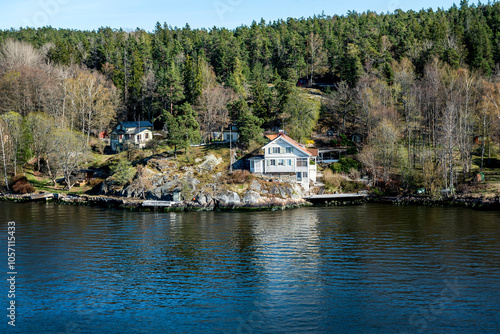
{"left": 296, "top": 172, "right": 302, "bottom": 182}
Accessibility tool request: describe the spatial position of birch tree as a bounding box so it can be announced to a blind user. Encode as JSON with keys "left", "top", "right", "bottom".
{"left": 65, "top": 71, "right": 117, "bottom": 142}
{"left": 0, "top": 118, "right": 10, "bottom": 190}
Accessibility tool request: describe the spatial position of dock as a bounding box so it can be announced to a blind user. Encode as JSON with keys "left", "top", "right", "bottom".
{"left": 304, "top": 193, "right": 367, "bottom": 202}
{"left": 142, "top": 200, "right": 176, "bottom": 207}
{"left": 28, "top": 193, "right": 54, "bottom": 201}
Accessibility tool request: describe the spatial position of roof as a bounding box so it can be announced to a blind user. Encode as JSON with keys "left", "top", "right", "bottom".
{"left": 308, "top": 148, "right": 319, "bottom": 157}
{"left": 119, "top": 121, "right": 153, "bottom": 128}
{"left": 264, "top": 133, "right": 317, "bottom": 157}
{"left": 248, "top": 155, "right": 265, "bottom": 160}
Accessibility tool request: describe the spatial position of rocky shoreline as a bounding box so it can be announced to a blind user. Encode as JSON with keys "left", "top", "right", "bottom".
{"left": 370, "top": 194, "right": 500, "bottom": 210}
{"left": 2, "top": 192, "right": 500, "bottom": 212}
{"left": 0, "top": 192, "right": 310, "bottom": 211}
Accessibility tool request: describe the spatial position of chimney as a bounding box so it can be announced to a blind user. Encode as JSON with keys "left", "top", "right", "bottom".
{"left": 278, "top": 129, "right": 284, "bottom": 135}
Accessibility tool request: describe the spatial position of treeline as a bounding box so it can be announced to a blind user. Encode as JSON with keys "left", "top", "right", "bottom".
{"left": 329, "top": 59, "right": 500, "bottom": 194}
{"left": 1, "top": 1, "right": 500, "bottom": 194}
{"left": 1, "top": 1, "right": 499, "bottom": 122}
{"left": 0, "top": 39, "right": 117, "bottom": 190}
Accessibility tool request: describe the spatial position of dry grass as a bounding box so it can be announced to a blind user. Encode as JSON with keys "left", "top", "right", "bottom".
{"left": 227, "top": 170, "right": 253, "bottom": 184}
{"left": 323, "top": 169, "right": 346, "bottom": 189}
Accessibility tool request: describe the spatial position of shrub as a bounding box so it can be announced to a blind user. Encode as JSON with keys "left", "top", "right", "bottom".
{"left": 331, "top": 157, "right": 361, "bottom": 173}
{"left": 110, "top": 159, "right": 136, "bottom": 185}
{"left": 11, "top": 176, "right": 35, "bottom": 194}
{"left": 323, "top": 169, "right": 345, "bottom": 189}
{"left": 348, "top": 168, "right": 361, "bottom": 180}
{"left": 228, "top": 170, "right": 252, "bottom": 184}
{"left": 341, "top": 180, "right": 365, "bottom": 192}
{"left": 88, "top": 178, "right": 105, "bottom": 188}
{"left": 145, "top": 138, "right": 160, "bottom": 154}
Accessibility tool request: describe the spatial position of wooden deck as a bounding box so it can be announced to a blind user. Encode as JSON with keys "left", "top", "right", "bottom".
{"left": 304, "top": 193, "right": 367, "bottom": 201}
{"left": 142, "top": 200, "right": 175, "bottom": 207}
{"left": 29, "top": 193, "right": 54, "bottom": 200}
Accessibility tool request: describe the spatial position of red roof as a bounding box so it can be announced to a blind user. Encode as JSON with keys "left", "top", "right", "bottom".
{"left": 265, "top": 133, "right": 317, "bottom": 156}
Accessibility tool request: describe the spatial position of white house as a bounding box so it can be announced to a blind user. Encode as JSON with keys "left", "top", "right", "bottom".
{"left": 249, "top": 132, "right": 317, "bottom": 189}
{"left": 221, "top": 124, "right": 240, "bottom": 143}
{"left": 110, "top": 121, "right": 153, "bottom": 151}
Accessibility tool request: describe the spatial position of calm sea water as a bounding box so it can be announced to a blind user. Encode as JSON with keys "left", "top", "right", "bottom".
{"left": 1, "top": 202, "right": 499, "bottom": 333}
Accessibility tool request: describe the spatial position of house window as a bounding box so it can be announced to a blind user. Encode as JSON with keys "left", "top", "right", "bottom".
{"left": 145, "top": 133, "right": 149, "bottom": 139}
{"left": 272, "top": 147, "right": 280, "bottom": 154}
{"left": 287, "top": 159, "right": 292, "bottom": 166}
{"left": 303, "top": 172, "right": 308, "bottom": 179}
{"left": 250, "top": 161, "right": 255, "bottom": 169}
{"left": 296, "top": 172, "right": 302, "bottom": 182}
{"left": 268, "top": 148, "right": 271, "bottom": 154}
{"left": 297, "top": 158, "right": 308, "bottom": 167}
{"left": 119, "top": 135, "right": 123, "bottom": 140}
{"left": 267, "top": 159, "right": 276, "bottom": 166}
{"left": 278, "top": 159, "right": 284, "bottom": 166}
{"left": 286, "top": 147, "right": 292, "bottom": 153}
{"left": 138, "top": 134, "right": 141, "bottom": 141}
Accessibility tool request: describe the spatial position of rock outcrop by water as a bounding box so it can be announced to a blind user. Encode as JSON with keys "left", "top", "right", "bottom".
{"left": 90, "top": 154, "right": 308, "bottom": 210}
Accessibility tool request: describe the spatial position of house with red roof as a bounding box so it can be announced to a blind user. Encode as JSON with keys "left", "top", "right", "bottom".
{"left": 248, "top": 131, "right": 317, "bottom": 189}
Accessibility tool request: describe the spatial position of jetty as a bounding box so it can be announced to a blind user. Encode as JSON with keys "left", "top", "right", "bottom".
{"left": 304, "top": 193, "right": 367, "bottom": 203}
{"left": 28, "top": 193, "right": 54, "bottom": 201}
{"left": 142, "top": 200, "right": 176, "bottom": 207}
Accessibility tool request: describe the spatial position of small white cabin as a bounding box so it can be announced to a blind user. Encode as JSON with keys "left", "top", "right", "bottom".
{"left": 110, "top": 121, "right": 153, "bottom": 151}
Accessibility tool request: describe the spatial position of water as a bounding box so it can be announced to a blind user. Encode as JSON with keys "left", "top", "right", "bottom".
{"left": 1, "top": 202, "right": 499, "bottom": 333}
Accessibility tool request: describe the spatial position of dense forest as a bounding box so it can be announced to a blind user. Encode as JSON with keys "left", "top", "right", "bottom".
{"left": 0, "top": 1, "right": 499, "bottom": 194}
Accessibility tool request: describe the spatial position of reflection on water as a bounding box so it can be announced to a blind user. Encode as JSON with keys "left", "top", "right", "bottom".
{"left": 1, "top": 202, "right": 499, "bottom": 333}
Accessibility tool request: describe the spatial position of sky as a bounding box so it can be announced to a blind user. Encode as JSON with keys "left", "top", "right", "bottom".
{"left": 0, "top": 0, "right": 472, "bottom": 31}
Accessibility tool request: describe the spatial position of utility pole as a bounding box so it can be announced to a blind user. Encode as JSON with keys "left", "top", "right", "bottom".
{"left": 229, "top": 125, "right": 233, "bottom": 173}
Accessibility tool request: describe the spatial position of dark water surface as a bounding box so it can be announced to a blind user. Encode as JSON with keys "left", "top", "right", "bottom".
{"left": 1, "top": 202, "right": 499, "bottom": 333}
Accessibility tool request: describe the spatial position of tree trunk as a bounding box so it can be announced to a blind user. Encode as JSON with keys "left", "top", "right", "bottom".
{"left": 0, "top": 128, "right": 9, "bottom": 191}
{"left": 480, "top": 141, "right": 485, "bottom": 172}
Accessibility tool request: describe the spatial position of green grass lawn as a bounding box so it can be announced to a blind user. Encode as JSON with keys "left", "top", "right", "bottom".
{"left": 24, "top": 168, "right": 90, "bottom": 195}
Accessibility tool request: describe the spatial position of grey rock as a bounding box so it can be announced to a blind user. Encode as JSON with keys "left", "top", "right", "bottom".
{"left": 183, "top": 176, "right": 200, "bottom": 191}
{"left": 215, "top": 191, "right": 240, "bottom": 205}
{"left": 149, "top": 159, "right": 177, "bottom": 172}
{"left": 197, "top": 154, "right": 223, "bottom": 173}
{"left": 196, "top": 193, "right": 207, "bottom": 206}
{"left": 250, "top": 180, "right": 261, "bottom": 192}
{"left": 243, "top": 190, "right": 261, "bottom": 205}
{"left": 196, "top": 192, "right": 214, "bottom": 206}
{"left": 99, "top": 182, "right": 109, "bottom": 195}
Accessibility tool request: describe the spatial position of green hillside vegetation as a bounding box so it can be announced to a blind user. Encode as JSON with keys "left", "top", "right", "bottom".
{"left": 0, "top": 2, "right": 499, "bottom": 198}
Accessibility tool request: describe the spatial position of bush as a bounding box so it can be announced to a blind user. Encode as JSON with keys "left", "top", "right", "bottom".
{"left": 323, "top": 169, "right": 345, "bottom": 188}
{"left": 228, "top": 170, "right": 252, "bottom": 184}
{"left": 145, "top": 138, "right": 161, "bottom": 154}
{"left": 88, "top": 178, "right": 105, "bottom": 188}
{"left": 341, "top": 180, "right": 365, "bottom": 192}
{"left": 331, "top": 157, "right": 361, "bottom": 173}
{"left": 111, "top": 159, "right": 136, "bottom": 185}
{"left": 11, "top": 176, "right": 35, "bottom": 194}
{"left": 348, "top": 168, "right": 361, "bottom": 180}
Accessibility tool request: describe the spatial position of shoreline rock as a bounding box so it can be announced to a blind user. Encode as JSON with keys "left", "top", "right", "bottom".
{"left": 2, "top": 192, "right": 499, "bottom": 212}
{"left": 368, "top": 194, "right": 500, "bottom": 210}
{"left": 0, "top": 192, "right": 309, "bottom": 211}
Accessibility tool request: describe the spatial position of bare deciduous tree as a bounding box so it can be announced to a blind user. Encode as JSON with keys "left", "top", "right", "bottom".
{"left": 0, "top": 39, "right": 43, "bottom": 70}
{"left": 65, "top": 70, "right": 117, "bottom": 142}
{"left": 50, "top": 128, "right": 90, "bottom": 190}
{"left": 197, "top": 85, "right": 235, "bottom": 141}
